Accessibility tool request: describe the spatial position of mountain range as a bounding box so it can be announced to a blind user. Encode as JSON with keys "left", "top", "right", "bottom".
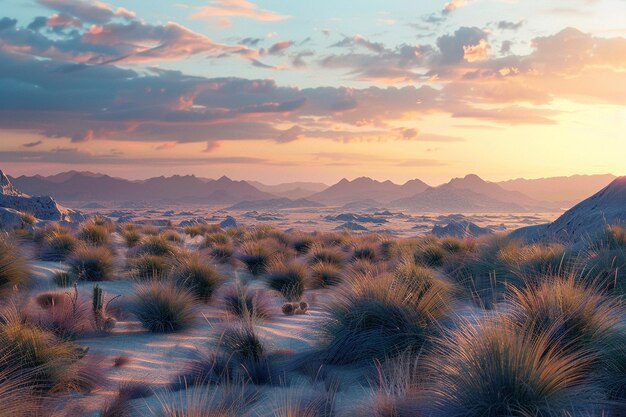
{"left": 7, "top": 171, "right": 616, "bottom": 212}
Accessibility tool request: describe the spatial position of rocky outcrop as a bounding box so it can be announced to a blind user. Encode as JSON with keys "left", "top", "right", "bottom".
{"left": 0, "top": 170, "right": 84, "bottom": 227}
{"left": 432, "top": 220, "right": 493, "bottom": 239}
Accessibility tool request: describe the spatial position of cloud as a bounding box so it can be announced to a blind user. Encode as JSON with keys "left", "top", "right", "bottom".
{"left": 37, "top": 0, "right": 134, "bottom": 23}
{"left": 442, "top": 0, "right": 467, "bottom": 15}
{"left": 191, "top": 0, "right": 288, "bottom": 22}
{"left": 0, "top": 12, "right": 248, "bottom": 65}
{"left": 497, "top": 20, "right": 524, "bottom": 30}
{"left": 22, "top": 140, "right": 43, "bottom": 148}
{"left": 266, "top": 40, "right": 293, "bottom": 55}
{"left": 0, "top": 148, "right": 269, "bottom": 166}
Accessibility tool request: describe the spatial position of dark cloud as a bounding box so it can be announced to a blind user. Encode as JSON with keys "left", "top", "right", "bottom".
{"left": 0, "top": 17, "right": 17, "bottom": 31}
{"left": 497, "top": 20, "right": 524, "bottom": 30}
{"left": 22, "top": 140, "right": 43, "bottom": 148}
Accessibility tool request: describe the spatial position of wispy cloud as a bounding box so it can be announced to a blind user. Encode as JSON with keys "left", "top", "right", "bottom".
{"left": 191, "top": 0, "right": 288, "bottom": 23}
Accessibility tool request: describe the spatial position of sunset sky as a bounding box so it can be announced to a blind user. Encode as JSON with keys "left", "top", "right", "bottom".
{"left": 0, "top": 0, "right": 625, "bottom": 184}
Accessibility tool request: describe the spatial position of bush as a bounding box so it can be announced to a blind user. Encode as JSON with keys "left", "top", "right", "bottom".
{"left": 127, "top": 254, "right": 169, "bottom": 281}
{"left": 210, "top": 243, "right": 234, "bottom": 262}
{"left": 266, "top": 260, "right": 307, "bottom": 301}
{"left": 585, "top": 247, "right": 626, "bottom": 295}
{"left": 171, "top": 254, "right": 224, "bottom": 302}
{"left": 131, "top": 283, "right": 197, "bottom": 333}
{"left": 352, "top": 244, "right": 378, "bottom": 261}
{"left": 428, "top": 317, "right": 597, "bottom": 417}
{"left": 161, "top": 230, "right": 184, "bottom": 243}
{"left": 121, "top": 229, "right": 141, "bottom": 248}
{"left": 220, "top": 325, "right": 265, "bottom": 363}
{"left": 40, "top": 231, "right": 77, "bottom": 261}
{"left": 78, "top": 223, "right": 110, "bottom": 246}
{"left": 0, "top": 308, "right": 85, "bottom": 392}
{"left": 132, "top": 235, "right": 177, "bottom": 257}
{"left": 309, "top": 262, "right": 343, "bottom": 288}
{"left": 320, "top": 271, "right": 450, "bottom": 364}
{"left": 0, "top": 234, "right": 28, "bottom": 292}
{"left": 204, "top": 232, "right": 230, "bottom": 248}
{"left": 307, "top": 244, "right": 344, "bottom": 266}
{"left": 413, "top": 241, "right": 446, "bottom": 267}
{"left": 221, "top": 284, "right": 271, "bottom": 321}
{"left": 444, "top": 235, "right": 522, "bottom": 308}
{"left": 68, "top": 245, "right": 115, "bottom": 282}
{"left": 19, "top": 212, "right": 35, "bottom": 226}
{"left": 508, "top": 276, "right": 622, "bottom": 359}
{"left": 393, "top": 260, "right": 438, "bottom": 289}
{"left": 237, "top": 241, "right": 275, "bottom": 276}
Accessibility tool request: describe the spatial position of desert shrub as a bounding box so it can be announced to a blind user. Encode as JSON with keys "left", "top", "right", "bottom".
{"left": 508, "top": 277, "right": 622, "bottom": 360}
{"left": 412, "top": 241, "right": 446, "bottom": 268}
{"left": 444, "top": 235, "right": 523, "bottom": 308}
{"left": 128, "top": 254, "right": 169, "bottom": 281}
{"left": 132, "top": 235, "right": 177, "bottom": 257}
{"left": 220, "top": 325, "right": 265, "bottom": 363}
{"left": 500, "top": 243, "right": 572, "bottom": 285}
{"left": 121, "top": 229, "right": 141, "bottom": 248}
{"left": 78, "top": 223, "right": 110, "bottom": 246}
{"left": 352, "top": 244, "right": 378, "bottom": 261}
{"left": 593, "top": 224, "right": 626, "bottom": 250}
{"left": 210, "top": 243, "right": 234, "bottom": 262}
{"left": 393, "top": 260, "right": 439, "bottom": 290}
{"left": 92, "top": 216, "right": 115, "bottom": 232}
{"left": 0, "top": 308, "right": 86, "bottom": 392}
{"left": 141, "top": 225, "right": 160, "bottom": 236}
{"left": 161, "top": 230, "right": 184, "bottom": 243}
{"left": 307, "top": 244, "right": 344, "bottom": 266}
{"left": 237, "top": 240, "right": 276, "bottom": 276}
{"left": 39, "top": 231, "right": 77, "bottom": 261}
{"left": 68, "top": 245, "right": 115, "bottom": 281}
{"left": 31, "top": 287, "right": 91, "bottom": 340}
{"left": 52, "top": 271, "right": 74, "bottom": 287}
{"left": 171, "top": 254, "right": 224, "bottom": 302}
{"left": 291, "top": 234, "right": 314, "bottom": 254}
{"left": 131, "top": 283, "right": 197, "bottom": 333}
{"left": 0, "top": 234, "right": 28, "bottom": 292}
{"left": 266, "top": 260, "right": 307, "bottom": 300}
{"left": 0, "top": 361, "right": 39, "bottom": 416}
{"left": 379, "top": 239, "right": 400, "bottom": 260}
{"left": 320, "top": 271, "right": 450, "bottom": 364}
{"left": 428, "top": 317, "right": 597, "bottom": 417}
{"left": 184, "top": 223, "right": 221, "bottom": 238}
{"left": 204, "top": 232, "right": 230, "bottom": 248}
{"left": 309, "top": 262, "right": 343, "bottom": 288}
{"left": 585, "top": 247, "right": 626, "bottom": 295}
{"left": 19, "top": 212, "right": 35, "bottom": 226}
{"left": 221, "top": 284, "right": 272, "bottom": 321}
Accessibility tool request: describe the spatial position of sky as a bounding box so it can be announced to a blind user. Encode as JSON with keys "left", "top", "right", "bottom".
{"left": 0, "top": 0, "right": 625, "bottom": 185}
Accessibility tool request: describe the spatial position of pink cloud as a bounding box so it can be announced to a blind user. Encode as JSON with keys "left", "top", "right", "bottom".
{"left": 192, "top": 0, "right": 289, "bottom": 22}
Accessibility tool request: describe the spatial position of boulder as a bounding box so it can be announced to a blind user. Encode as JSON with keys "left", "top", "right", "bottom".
{"left": 220, "top": 216, "right": 237, "bottom": 228}
{"left": 431, "top": 220, "right": 493, "bottom": 239}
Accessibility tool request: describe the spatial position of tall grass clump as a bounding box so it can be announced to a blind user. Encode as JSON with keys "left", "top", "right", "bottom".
{"left": 508, "top": 276, "right": 623, "bottom": 360}
{"left": 171, "top": 254, "right": 224, "bottom": 302}
{"left": 266, "top": 260, "right": 307, "bottom": 301}
{"left": 204, "top": 232, "right": 230, "bottom": 248}
{"left": 412, "top": 240, "right": 447, "bottom": 268}
{"left": 78, "top": 222, "right": 111, "bottom": 246}
{"left": 128, "top": 254, "right": 169, "bottom": 281}
{"left": 121, "top": 228, "right": 142, "bottom": 248}
{"left": 39, "top": 230, "right": 77, "bottom": 261}
{"left": 0, "top": 308, "right": 88, "bottom": 393}
{"left": 161, "top": 230, "right": 184, "bottom": 243}
{"left": 131, "top": 282, "right": 197, "bottom": 333}
{"left": 68, "top": 245, "right": 115, "bottom": 282}
{"left": 309, "top": 262, "right": 343, "bottom": 288}
{"left": 0, "top": 233, "right": 28, "bottom": 292}
{"left": 221, "top": 283, "right": 272, "bottom": 321}
{"left": 320, "top": 270, "right": 451, "bottom": 364}
{"left": 427, "top": 317, "right": 597, "bottom": 417}
{"left": 210, "top": 243, "right": 234, "bottom": 263}
{"left": 443, "top": 235, "right": 523, "bottom": 308}
{"left": 131, "top": 235, "right": 177, "bottom": 257}
{"left": 307, "top": 243, "right": 345, "bottom": 266}
{"left": 237, "top": 240, "right": 276, "bottom": 277}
